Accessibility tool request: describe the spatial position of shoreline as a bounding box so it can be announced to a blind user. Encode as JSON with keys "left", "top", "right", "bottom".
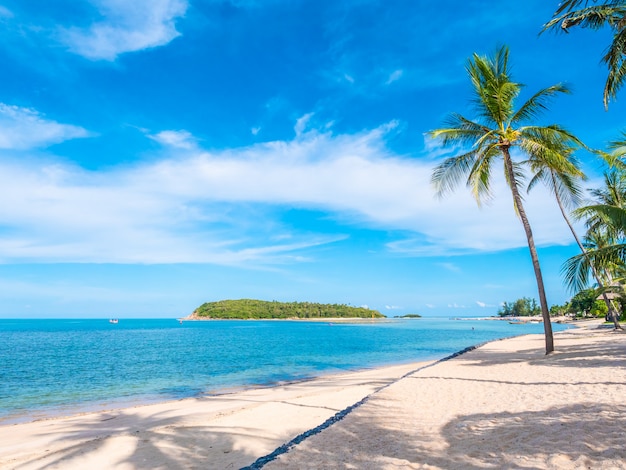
{"left": 0, "top": 356, "right": 431, "bottom": 427}
{"left": 3, "top": 320, "right": 623, "bottom": 469}
{"left": 0, "top": 316, "right": 580, "bottom": 428}
{"left": 0, "top": 360, "right": 433, "bottom": 470}
{"left": 0, "top": 316, "right": 560, "bottom": 427}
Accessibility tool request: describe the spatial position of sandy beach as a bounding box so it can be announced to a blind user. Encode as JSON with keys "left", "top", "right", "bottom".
{"left": 1, "top": 321, "right": 625, "bottom": 469}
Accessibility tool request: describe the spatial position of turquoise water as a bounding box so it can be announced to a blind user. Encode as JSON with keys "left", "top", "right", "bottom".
{"left": 0, "top": 318, "right": 568, "bottom": 424}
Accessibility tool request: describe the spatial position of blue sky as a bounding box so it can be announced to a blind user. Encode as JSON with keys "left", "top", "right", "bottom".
{"left": 0, "top": 0, "right": 624, "bottom": 318}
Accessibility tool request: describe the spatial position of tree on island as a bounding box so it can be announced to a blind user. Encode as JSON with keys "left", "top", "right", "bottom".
{"left": 498, "top": 297, "right": 541, "bottom": 317}
{"left": 429, "top": 45, "right": 584, "bottom": 354}
{"left": 543, "top": 0, "right": 626, "bottom": 109}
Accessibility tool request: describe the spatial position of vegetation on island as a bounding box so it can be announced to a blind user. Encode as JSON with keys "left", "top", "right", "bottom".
{"left": 191, "top": 299, "right": 384, "bottom": 319}
{"left": 498, "top": 298, "right": 541, "bottom": 317}
{"left": 397, "top": 314, "right": 422, "bottom": 319}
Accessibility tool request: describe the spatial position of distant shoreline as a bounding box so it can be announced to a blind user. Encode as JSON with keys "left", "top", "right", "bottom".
{"left": 181, "top": 314, "right": 396, "bottom": 323}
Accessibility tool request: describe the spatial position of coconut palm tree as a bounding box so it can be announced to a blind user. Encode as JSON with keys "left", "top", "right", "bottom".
{"left": 528, "top": 152, "right": 622, "bottom": 326}
{"left": 563, "top": 169, "right": 626, "bottom": 328}
{"left": 543, "top": 0, "right": 626, "bottom": 109}
{"left": 430, "top": 45, "right": 584, "bottom": 354}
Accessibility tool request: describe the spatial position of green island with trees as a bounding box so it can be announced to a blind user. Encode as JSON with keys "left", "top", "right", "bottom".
{"left": 188, "top": 299, "right": 385, "bottom": 320}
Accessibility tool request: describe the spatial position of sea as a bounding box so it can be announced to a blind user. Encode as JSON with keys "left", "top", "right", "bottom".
{"left": 0, "top": 317, "right": 570, "bottom": 425}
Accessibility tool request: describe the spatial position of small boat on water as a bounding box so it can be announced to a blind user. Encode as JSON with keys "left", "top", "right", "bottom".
{"left": 109, "top": 318, "right": 119, "bottom": 324}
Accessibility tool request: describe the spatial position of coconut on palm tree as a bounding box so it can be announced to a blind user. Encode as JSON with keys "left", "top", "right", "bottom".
{"left": 543, "top": 0, "right": 626, "bottom": 109}
{"left": 429, "top": 45, "right": 585, "bottom": 354}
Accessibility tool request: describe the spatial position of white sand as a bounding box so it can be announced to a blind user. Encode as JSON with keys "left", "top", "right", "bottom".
{"left": 268, "top": 322, "right": 626, "bottom": 470}
{"left": 2, "top": 322, "right": 625, "bottom": 469}
{"left": 0, "top": 363, "right": 426, "bottom": 469}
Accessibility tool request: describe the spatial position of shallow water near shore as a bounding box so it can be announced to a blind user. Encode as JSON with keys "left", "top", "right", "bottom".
{"left": 0, "top": 317, "right": 569, "bottom": 424}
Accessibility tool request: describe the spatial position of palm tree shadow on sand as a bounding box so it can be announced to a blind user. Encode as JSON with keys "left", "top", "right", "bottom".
{"left": 262, "top": 399, "right": 626, "bottom": 469}
{"left": 15, "top": 406, "right": 263, "bottom": 470}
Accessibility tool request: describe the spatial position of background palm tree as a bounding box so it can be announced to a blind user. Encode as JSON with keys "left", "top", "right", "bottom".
{"left": 543, "top": 0, "right": 626, "bottom": 108}
{"left": 528, "top": 152, "right": 622, "bottom": 327}
{"left": 563, "top": 169, "right": 626, "bottom": 328}
{"left": 430, "top": 45, "right": 584, "bottom": 354}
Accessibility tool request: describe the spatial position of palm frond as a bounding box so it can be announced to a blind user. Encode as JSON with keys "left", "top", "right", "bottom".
{"left": 563, "top": 242, "right": 626, "bottom": 292}
{"left": 429, "top": 114, "right": 492, "bottom": 147}
{"left": 511, "top": 84, "right": 571, "bottom": 124}
{"left": 562, "top": 250, "right": 594, "bottom": 292}
{"left": 543, "top": 2, "right": 626, "bottom": 108}
{"left": 468, "top": 46, "right": 520, "bottom": 127}
{"left": 544, "top": 3, "right": 626, "bottom": 32}
{"left": 528, "top": 166, "right": 583, "bottom": 209}
{"left": 602, "top": 25, "right": 626, "bottom": 107}
{"left": 431, "top": 149, "right": 479, "bottom": 199}
{"left": 467, "top": 144, "right": 500, "bottom": 205}
{"left": 575, "top": 204, "right": 626, "bottom": 238}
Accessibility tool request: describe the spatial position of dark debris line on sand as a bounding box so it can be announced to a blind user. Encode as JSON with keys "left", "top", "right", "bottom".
{"left": 239, "top": 343, "right": 486, "bottom": 470}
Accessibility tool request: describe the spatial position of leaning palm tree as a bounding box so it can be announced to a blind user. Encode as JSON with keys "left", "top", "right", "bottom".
{"left": 430, "top": 45, "right": 584, "bottom": 354}
{"left": 562, "top": 212, "right": 626, "bottom": 318}
{"left": 563, "top": 169, "right": 626, "bottom": 328}
{"left": 528, "top": 152, "right": 622, "bottom": 326}
{"left": 543, "top": 0, "right": 626, "bottom": 109}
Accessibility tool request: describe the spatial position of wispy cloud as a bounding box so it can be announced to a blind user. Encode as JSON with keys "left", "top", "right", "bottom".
{"left": 0, "top": 6, "right": 13, "bottom": 18}
{"left": 0, "top": 115, "right": 578, "bottom": 265}
{"left": 385, "top": 69, "right": 403, "bottom": 85}
{"left": 437, "top": 262, "right": 461, "bottom": 273}
{"left": 60, "top": 0, "right": 188, "bottom": 60}
{"left": 0, "top": 104, "right": 90, "bottom": 149}
{"left": 149, "top": 130, "right": 197, "bottom": 149}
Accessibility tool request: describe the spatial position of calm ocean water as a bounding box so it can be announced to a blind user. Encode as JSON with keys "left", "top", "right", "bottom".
{"left": 0, "top": 318, "right": 569, "bottom": 424}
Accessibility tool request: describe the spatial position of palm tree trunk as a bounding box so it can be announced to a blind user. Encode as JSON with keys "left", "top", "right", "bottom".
{"left": 550, "top": 173, "right": 623, "bottom": 329}
{"left": 504, "top": 149, "right": 554, "bottom": 353}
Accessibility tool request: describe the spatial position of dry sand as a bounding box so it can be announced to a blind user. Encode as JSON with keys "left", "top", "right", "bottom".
{"left": 1, "top": 321, "right": 625, "bottom": 469}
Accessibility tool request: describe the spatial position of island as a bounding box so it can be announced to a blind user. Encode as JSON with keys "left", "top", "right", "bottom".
{"left": 186, "top": 299, "right": 385, "bottom": 320}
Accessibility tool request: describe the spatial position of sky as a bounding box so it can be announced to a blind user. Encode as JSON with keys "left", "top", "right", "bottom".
{"left": 0, "top": 0, "right": 625, "bottom": 318}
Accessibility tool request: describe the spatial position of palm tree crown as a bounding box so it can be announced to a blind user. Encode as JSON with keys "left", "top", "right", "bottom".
{"left": 429, "top": 45, "right": 584, "bottom": 354}
{"left": 544, "top": 0, "right": 626, "bottom": 108}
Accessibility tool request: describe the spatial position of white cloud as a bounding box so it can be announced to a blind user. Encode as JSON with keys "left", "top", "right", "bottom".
{"left": 385, "top": 305, "right": 402, "bottom": 310}
{"left": 60, "top": 0, "right": 188, "bottom": 60}
{"left": 0, "top": 104, "right": 90, "bottom": 149}
{"left": 476, "top": 301, "right": 486, "bottom": 308}
{"left": 0, "top": 119, "right": 581, "bottom": 264}
{"left": 385, "top": 69, "right": 403, "bottom": 85}
{"left": 294, "top": 113, "right": 314, "bottom": 137}
{"left": 149, "top": 130, "right": 196, "bottom": 149}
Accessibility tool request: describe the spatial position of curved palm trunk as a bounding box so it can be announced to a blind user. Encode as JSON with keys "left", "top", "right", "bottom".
{"left": 503, "top": 149, "right": 554, "bottom": 353}
{"left": 550, "top": 173, "right": 623, "bottom": 330}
